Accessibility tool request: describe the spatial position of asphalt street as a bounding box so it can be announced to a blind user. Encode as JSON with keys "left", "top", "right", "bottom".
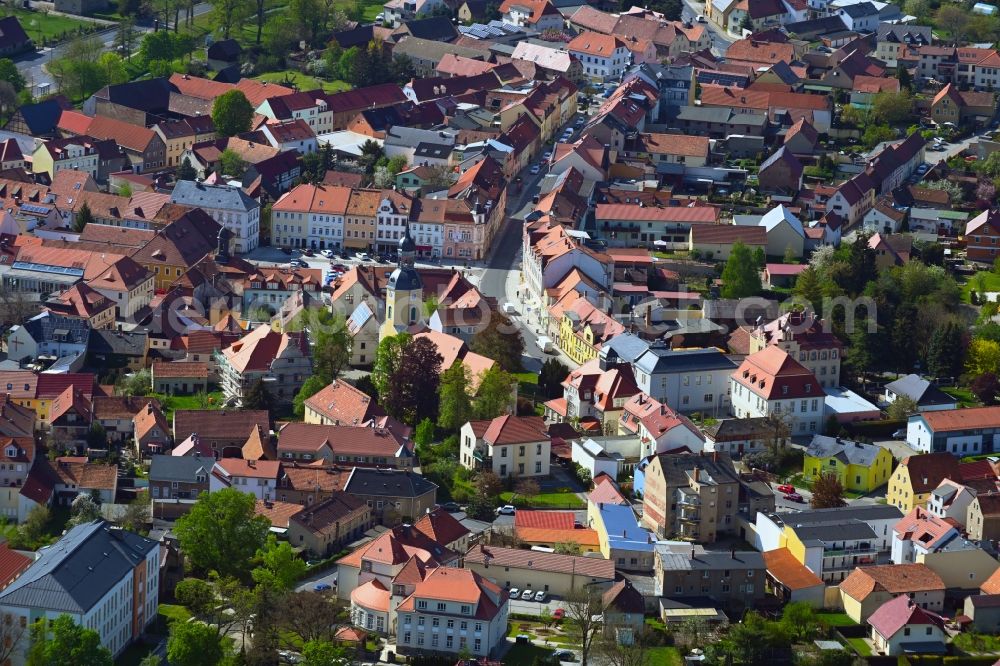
{"left": 680, "top": 0, "right": 735, "bottom": 56}
{"left": 14, "top": 2, "right": 213, "bottom": 93}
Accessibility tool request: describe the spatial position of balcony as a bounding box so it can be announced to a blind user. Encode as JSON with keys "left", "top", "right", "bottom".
{"left": 823, "top": 545, "right": 877, "bottom": 558}
{"left": 472, "top": 450, "right": 492, "bottom": 468}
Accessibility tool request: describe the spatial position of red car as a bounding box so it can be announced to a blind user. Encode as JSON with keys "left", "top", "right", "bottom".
{"left": 784, "top": 492, "right": 805, "bottom": 503}
{"left": 776, "top": 484, "right": 794, "bottom": 494}
{"left": 553, "top": 608, "right": 565, "bottom": 620}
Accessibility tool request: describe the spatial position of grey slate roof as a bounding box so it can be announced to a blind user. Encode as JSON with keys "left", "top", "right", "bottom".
{"left": 769, "top": 504, "right": 902, "bottom": 529}
{"left": 885, "top": 374, "right": 955, "bottom": 408}
{"left": 703, "top": 417, "right": 776, "bottom": 441}
{"left": 344, "top": 467, "right": 437, "bottom": 498}
{"left": 656, "top": 452, "right": 740, "bottom": 486}
{"left": 804, "top": 435, "right": 883, "bottom": 467}
{"left": 634, "top": 346, "right": 737, "bottom": 376}
{"left": 840, "top": 2, "right": 878, "bottom": 17}
{"left": 676, "top": 105, "right": 768, "bottom": 127}
{"left": 171, "top": 180, "right": 259, "bottom": 213}
{"left": 794, "top": 521, "right": 877, "bottom": 542}
{"left": 149, "top": 455, "right": 215, "bottom": 483}
{"left": 599, "top": 332, "right": 649, "bottom": 366}
{"left": 23, "top": 311, "right": 89, "bottom": 347}
{"left": 0, "top": 520, "right": 156, "bottom": 614}
{"left": 655, "top": 546, "right": 766, "bottom": 571}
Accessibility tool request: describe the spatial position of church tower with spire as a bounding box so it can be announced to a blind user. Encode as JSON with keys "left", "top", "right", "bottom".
{"left": 380, "top": 224, "right": 423, "bottom": 340}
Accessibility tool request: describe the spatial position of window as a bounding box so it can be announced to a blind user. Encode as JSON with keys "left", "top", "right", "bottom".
{"left": 437, "top": 602, "right": 446, "bottom": 611}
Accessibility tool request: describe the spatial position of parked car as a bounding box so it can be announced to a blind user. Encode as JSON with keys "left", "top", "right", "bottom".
{"left": 554, "top": 650, "right": 577, "bottom": 662}
{"left": 530, "top": 164, "right": 540, "bottom": 175}
{"left": 892, "top": 429, "right": 906, "bottom": 438}
{"left": 697, "top": 13, "right": 706, "bottom": 21}
{"left": 784, "top": 492, "right": 805, "bottom": 503}
{"left": 534, "top": 590, "right": 547, "bottom": 602}
{"left": 521, "top": 589, "right": 534, "bottom": 600}
{"left": 313, "top": 582, "right": 332, "bottom": 591}
{"left": 438, "top": 502, "right": 461, "bottom": 512}
{"left": 302, "top": 248, "right": 314, "bottom": 256}
{"left": 553, "top": 608, "right": 565, "bottom": 620}
{"left": 496, "top": 505, "right": 516, "bottom": 515}
{"left": 543, "top": 150, "right": 552, "bottom": 160}
{"left": 320, "top": 249, "right": 333, "bottom": 258}
{"left": 776, "top": 484, "right": 794, "bottom": 494}
{"left": 331, "top": 263, "right": 348, "bottom": 272}
{"left": 357, "top": 252, "right": 370, "bottom": 261}
{"left": 509, "top": 588, "right": 520, "bottom": 599}
{"left": 278, "top": 651, "right": 303, "bottom": 664}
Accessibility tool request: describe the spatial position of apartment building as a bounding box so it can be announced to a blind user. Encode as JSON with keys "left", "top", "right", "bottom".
{"left": 0, "top": 520, "right": 158, "bottom": 662}
{"left": 271, "top": 183, "right": 350, "bottom": 251}
{"left": 170, "top": 181, "right": 261, "bottom": 254}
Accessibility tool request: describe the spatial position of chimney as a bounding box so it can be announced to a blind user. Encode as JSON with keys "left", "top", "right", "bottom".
{"left": 690, "top": 546, "right": 695, "bottom": 559}
{"left": 693, "top": 467, "right": 699, "bottom": 482}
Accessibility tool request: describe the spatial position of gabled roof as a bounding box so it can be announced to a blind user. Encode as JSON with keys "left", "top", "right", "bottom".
{"left": 731, "top": 346, "right": 820, "bottom": 400}
{"left": 840, "top": 563, "right": 944, "bottom": 602}
{"left": 868, "top": 594, "right": 945, "bottom": 640}
{"left": 221, "top": 325, "right": 308, "bottom": 374}
{"left": 885, "top": 374, "right": 954, "bottom": 407}
{"left": 0, "top": 520, "right": 156, "bottom": 614}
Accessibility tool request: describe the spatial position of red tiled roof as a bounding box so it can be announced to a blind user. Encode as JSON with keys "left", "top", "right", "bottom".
{"left": 514, "top": 510, "right": 575, "bottom": 530}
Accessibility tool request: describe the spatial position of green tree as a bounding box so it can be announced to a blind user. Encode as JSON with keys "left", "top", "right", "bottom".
{"left": 48, "top": 36, "right": 106, "bottom": 102}
{"left": 174, "top": 487, "right": 270, "bottom": 578}
{"left": 473, "top": 366, "right": 513, "bottom": 419}
{"left": 0, "top": 59, "right": 25, "bottom": 92}
{"left": 386, "top": 154, "right": 408, "bottom": 176}
{"left": 720, "top": 241, "right": 762, "bottom": 298}
{"left": 166, "top": 621, "right": 225, "bottom": 666}
{"left": 27, "top": 616, "right": 112, "bottom": 666}
{"left": 903, "top": 0, "right": 930, "bottom": 18}
{"left": 554, "top": 541, "right": 582, "bottom": 555}
{"left": 302, "top": 640, "right": 350, "bottom": 666}
{"left": 242, "top": 378, "right": 273, "bottom": 413}
{"left": 896, "top": 64, "right": 912, "bottom": 91}
{"left": 437, "top": 362, "right": 473, "bottom": 433}
{"left": 372, "top": 333, "right": 411, "bottom": 400}
{"left": 97, "top": 52, "right": 129, "bottom": 86}
{"left": 414, "top": 417, "right": 435, "bottom": 449}
{"left": 863, "top": 123, "right": 896, "bottom": 149}
{"left": 470, "top": 313, "right": 525, "bottom": 372}
{"left": 564, "top": 588, "right": 604, "bottom": 666}
{"left": 252, "top": 535, "right": 307, "bottom": 591}
{"left": 793, "top": 267, "right": 823, "bottom": 313}
{"left": 538, "top": 358, "right": 569, "bottom": 399}
{"left": 811, "top": 473, "right": 846, "bottom": 509}
{"left": 872, "top": 90, "right": 914, "bottom": 125}
{"left": 174, "top": 577, "right": 216, "bottom": 616}
{"left": 73, "top": 202, "right": 93, "bottom": 233}
{"left": 117, "top": 368, "right": 151, "bottom": 396}
{"left": 67, "top": 494, "right": 101, "bottom": 528}
{"left": 209, "top": 0, "right": 251, "bottom": 38}
{"left": 211, "top": 89, "right": 254, "bottom": 138}
{"left": 887, "top": 394, "right": 919, "bottom": 420}
{"left": 218, "top": 148, "right": 247, "bottom": 177}
{"left": 114, "top": 16, "right": 137, "bottom": 60}
{"left": 310, "top": 310, "right": 351, "bottom": 383}
{"left": 178, "top": 156, "right": 197, "bottom": 181}
{"left": 968, "top": 338, "right": 1000, "bottom": 377}
{"left": 12, "top": 505, "right": 51, "bottom": 550}
{"left": 288, "top": 0, "right": 324, "bottom": 46}
{"left": 936, "top": 4, "right": 969, "bottom": 44}
{"left": 293, "top": 375, "right": 327, "bottom": 418}
{"left": 926, "top": 321, "right": 964, "bottom": 379}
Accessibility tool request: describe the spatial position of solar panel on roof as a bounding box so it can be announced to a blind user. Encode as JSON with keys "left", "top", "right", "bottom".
{"left": 20, "top": 204, "right": 50, "bottom": 215}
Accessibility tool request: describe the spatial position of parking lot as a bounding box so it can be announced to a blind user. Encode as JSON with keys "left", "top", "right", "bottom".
{"left": 507, "top": 595, "right": 565, "bottom": 617}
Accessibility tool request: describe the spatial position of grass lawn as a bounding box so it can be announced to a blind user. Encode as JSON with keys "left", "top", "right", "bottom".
{"left": 942, "top": 386, "right": 979, "bottom": 408}
{"left": 1, "top": 7, "right": 94, "bottom": 43}
{"left": 962, "top": 271, "right": 1000, "bottom": 303}
{"left": 255, "top": 71, "right": 352, "bottom": 93}
{"left": 953, "top": 632, "right": 1000, "bottom": 653}
{"left": 148, "top": 391, "right": 224, "bottom": 422}
{"left": 499, "top": 489, "right": 584, "bottom": 509}
{"left": 816, "top": 611, "right": 857, "bottom": 627}
{"left": 647, "top": 647, "right": 683, "bottom": 666}
{"left": 846, "top": 637, "right": 872, "bottom": 656}
{"left": 159, "top": 604, "right": 193, "bottom": 625}
{"left": 504, "top": 642, "right": 555, "bottom": 663}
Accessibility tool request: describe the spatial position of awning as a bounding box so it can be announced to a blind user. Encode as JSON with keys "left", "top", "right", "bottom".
{"left": 416, "top": 245, "right": 432, "bottom": 251}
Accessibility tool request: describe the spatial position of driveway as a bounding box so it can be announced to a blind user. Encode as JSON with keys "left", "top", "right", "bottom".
{"left": 295, "top": 567, "right": 337, "bottom": 593}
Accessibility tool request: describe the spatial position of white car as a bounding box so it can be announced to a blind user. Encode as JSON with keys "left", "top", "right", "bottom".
{"left": 697, "top": 14, "right": 706, "bottom": 21}
{"left": 356, "top": 252, "right": 370, "bottom": 262}
{"left": 534, "top": 590, "right": 547, "bottom": 602}
{"left": 521, "top": 589, "right": 534, "bottom": 600}
{"left": 509, "top": 588, "right": 520, "bottom": 599}
{"left": 529, "top": 164, "right": 540, "bottom": 175}
{"left": 543, "top": 150, "right": 552, "bottom": 160}
{"left": 320, "top": 249, "right": 333, "bottom": 258}
{"left": 496, "top": 505, "right": 516, "bottom": 515}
